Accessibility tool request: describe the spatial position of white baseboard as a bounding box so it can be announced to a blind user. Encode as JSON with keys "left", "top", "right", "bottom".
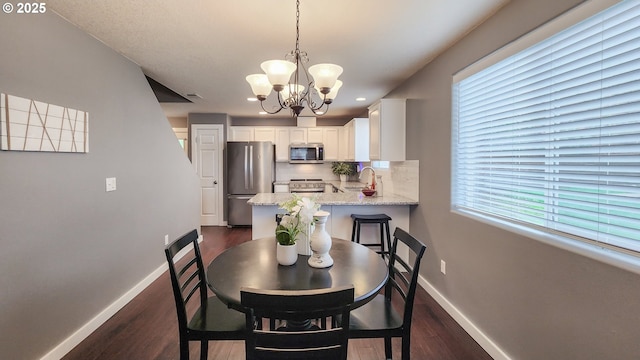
{"left": 40, "top": 263, "right": 168, "bottom": 360}
{"left": 40, "top": 237, "right": 202, "bottom": 360}
{"left": 418, "top": 275, "right": 512, "bottom": 360}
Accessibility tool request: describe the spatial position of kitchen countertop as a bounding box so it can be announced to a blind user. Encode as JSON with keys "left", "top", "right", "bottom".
{"left": 248, "top": 191, "right": 418, "bottom": 206}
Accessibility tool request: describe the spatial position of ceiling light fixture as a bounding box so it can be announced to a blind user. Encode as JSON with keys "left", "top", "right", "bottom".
{"left": 245, "top": 0, "right": 343, "bottom": 117}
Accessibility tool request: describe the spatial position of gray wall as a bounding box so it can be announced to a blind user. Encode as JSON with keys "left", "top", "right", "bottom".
{"left": 392, "top": 0, "right": 640, "bottom": 359}
{"left": 0, "top": 11, "right": 200, "bottom": 360}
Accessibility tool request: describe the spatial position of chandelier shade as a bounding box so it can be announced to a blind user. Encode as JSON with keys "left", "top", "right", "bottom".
{"left": 308, "top": 64, "right": 343, "bottom": 93}
{"left": 281, "top": 84, "right": 306, "bottom": 100}
{"left": 245, "top": 74, "right": 273, "bottom": 100}
{"left": 316, "top": 80, "right": 342, "bottom": 102}
{"left": 245, "top": 0, "right": 343, "bottom": 117}
{"left": 260, "top": 60, "right": 297, "bottom": 90}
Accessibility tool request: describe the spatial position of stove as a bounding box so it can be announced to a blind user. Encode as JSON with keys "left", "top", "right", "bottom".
{"left": 289, "top": 179, "right": 326, "bottom": 193}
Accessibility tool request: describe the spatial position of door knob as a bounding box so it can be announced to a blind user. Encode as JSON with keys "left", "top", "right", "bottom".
{"left": 213, "top": 180, "right": 218, "bottom": 185}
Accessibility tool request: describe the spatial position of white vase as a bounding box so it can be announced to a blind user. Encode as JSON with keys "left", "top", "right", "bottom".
{"left": 308, "top": 211, "right": 333, "bottom": 268}
{"left": 339, "top": 174, "right": 347, "bottom": 183}
{"left": 296, "top": 223, "right": 313, "bottom": 256}
{"left": 277, "top": 243, "right": 298, "bottom": 266}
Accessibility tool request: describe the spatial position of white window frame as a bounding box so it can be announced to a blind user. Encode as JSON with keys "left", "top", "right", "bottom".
{"left": 451, "top": 0, "right": 640, "bottom": 274}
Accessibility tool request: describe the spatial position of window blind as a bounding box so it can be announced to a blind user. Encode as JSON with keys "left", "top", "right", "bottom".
{"left": 452, "top": 0, "right": 640, "bottom": 253}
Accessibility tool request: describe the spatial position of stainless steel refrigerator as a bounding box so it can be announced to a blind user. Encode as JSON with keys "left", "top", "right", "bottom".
{"left": 227, "top": 141, "right": 275, "bottom": 226}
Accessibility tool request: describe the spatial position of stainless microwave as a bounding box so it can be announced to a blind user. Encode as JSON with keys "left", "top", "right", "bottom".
{"left": 289, "top": 143, "right": 324, "bottom": 163}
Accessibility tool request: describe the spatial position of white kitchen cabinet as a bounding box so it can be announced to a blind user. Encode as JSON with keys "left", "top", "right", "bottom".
{"left": 344, "top": 118, "right": 369, "bottom": 161}
{"left": 368, "top": 99, "right": 406, "bottom": 161}
{"left": 229, "top": 126, "right": 254, "bottom": 141}
{"left": 229, "top": 125, "right": 341, "bottom": 162}
{"left": 307, "top": 128, "right": 324, "bottom": 143}
{"left": 289, "top": 128, "right": 307, "bottom": 144}
{"left": 274, "top": 128, "right": 291, "bottom": 162}
{"left": 254, "top": 127, "right": 276, "bottom": 142}
{"left": 338, "top": 127, "right": 348, "bottom": 160}
{"left": 301, "top": 127, "right": 341, "bottom": 161}
{"left": 274, "top": 184, "right": 289, "bottom": 193}
{"left": 322, "top": 127, "right": 340, "bottom": 161}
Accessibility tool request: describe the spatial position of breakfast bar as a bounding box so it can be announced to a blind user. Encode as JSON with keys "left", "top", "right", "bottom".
{"left": 248, "top": 191, "right": 418, "bottom": 242}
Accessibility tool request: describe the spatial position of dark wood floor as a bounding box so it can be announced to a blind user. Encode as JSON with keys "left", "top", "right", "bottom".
{"left": 63, "top": 226, "right": 492, "bottom": 360}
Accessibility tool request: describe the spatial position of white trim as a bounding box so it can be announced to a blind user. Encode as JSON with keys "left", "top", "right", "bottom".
{"left": 191, "top": 124, "right": 225, "bottom": 226}
{"left": 418, "top": 275, "right": 512, "bottom": 360}
{"left": 40, "top": 236, "right": 202, "bottom": 360}
{"left": 40, "top": 264, "right": 167, "bottom": 360}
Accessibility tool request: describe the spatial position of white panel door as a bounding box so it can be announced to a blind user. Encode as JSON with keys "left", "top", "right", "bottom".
{"left": 191, "top": 124, "right": 224, "bottom": 226}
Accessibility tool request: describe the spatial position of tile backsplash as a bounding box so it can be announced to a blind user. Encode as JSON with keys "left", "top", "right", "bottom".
{"left": 364, "top": 160, "right": 419, "bottom": 201}
{"left": 274, "top": 160, "right": 419, "bottom": 201}
{"left": 275, "top": 162, "right": 336, "bottom": 181}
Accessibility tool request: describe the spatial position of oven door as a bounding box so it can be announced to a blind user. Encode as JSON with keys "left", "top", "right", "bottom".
{"left": 289, "top": 188, "right": 325, "bottom": 194}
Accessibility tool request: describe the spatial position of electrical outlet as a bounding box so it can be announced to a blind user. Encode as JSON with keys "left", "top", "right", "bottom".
{"left": 164, "top": 234, "right": 169, "bottom": 246}
{"left": 440, "top": 260, "right": 446, "bottom": 275}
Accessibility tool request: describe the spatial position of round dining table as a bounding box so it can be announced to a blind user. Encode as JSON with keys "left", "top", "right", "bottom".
{"left": 207, "top": 237, "right": 389, "bottom": 311}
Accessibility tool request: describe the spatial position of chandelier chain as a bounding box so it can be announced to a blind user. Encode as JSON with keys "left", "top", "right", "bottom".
{"left": 295, "top": 0, "right": 300, "bottom": 54}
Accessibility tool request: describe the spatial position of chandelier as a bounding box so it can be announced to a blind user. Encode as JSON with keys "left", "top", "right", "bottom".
{"left": 245, "top": 0, "right": 343, "bottom": 117}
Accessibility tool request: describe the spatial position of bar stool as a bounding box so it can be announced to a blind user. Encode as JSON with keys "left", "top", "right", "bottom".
{"left": 350, "top": 214, "right": 392, "bottom": 258}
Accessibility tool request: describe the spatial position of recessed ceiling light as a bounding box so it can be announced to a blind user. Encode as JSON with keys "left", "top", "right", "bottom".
{"left": 315, "top": 111, "right": 324, "bottom": 115}
{"left": 356, "top": 97, "right": 366, "bottom": 102}
{"left": 259, "top": 111, "right": 267, "bottom": 115}
{"left": 247, "top": 97, "right": 258, "bottom": 102}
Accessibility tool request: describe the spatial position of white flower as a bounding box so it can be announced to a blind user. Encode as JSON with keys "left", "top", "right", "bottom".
{"left": 297, "top": 197, "right": 319, "bottom": 224}
{"left": 280, "top": 214, "right": 295, "bottom": 227}
{"left": 277, "top": 194, "right": 321, "bottom": 241}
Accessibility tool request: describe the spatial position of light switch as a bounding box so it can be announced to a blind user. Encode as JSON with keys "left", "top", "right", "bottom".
{"left": 106, "top": 177, "right": 117, "bottom": 192}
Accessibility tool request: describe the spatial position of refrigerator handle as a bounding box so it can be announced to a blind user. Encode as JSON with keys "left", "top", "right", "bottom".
{"left": 244, "top": 145, "right": 249, "bottom": 189}
{"left": 249, "top": 145, "right": 254, "bottom": 189}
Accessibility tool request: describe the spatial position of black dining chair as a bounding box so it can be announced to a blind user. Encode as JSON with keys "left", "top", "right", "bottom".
{"left": 165, "top": 229, "right": 245, "bottom": 360}
{"left": 347, "top": 227, "right": 427, "bottom": 360}
{"left": 241, "top": 286, "right": 355, "bottom": 360}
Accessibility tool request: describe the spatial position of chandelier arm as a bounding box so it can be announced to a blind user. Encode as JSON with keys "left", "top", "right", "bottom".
{"left": 309, "top": 103, "right": 329, "bottom": 116}
{"left": 306, "top": 91, "right": 329, "bottom": 110}
{"left": 259, "top": 99, "right": 285, "bottom": 115}
{"left": 276, "top": 91, "right": 288, "bottom": 109}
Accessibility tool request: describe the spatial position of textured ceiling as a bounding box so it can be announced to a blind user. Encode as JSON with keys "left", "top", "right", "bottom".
{"left": 47, "top": 0, "right": 509, "bottom": 119}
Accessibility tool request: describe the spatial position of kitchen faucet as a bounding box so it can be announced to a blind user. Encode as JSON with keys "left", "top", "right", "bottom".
{"left": 359, "top": 166, "right": 376, "bottom": 189}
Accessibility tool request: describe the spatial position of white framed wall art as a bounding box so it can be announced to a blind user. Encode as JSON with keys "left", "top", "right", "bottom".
{"left": 0, "top": 93, "right": 89, "bottom": 153}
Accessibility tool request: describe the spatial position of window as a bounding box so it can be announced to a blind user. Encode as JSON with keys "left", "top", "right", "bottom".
{"left": 452, "top": 0, "right": 640, "bottom": 255}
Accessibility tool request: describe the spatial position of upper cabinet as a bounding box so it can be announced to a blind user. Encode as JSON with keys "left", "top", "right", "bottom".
{"left": 289, "top": 128, "right": 308, "bottom": 144}
{"left": 229, "top": 126, "right": 341, "bottom": 162}
{"left": 254, "top": 127, "right": 276, "bottom": 142}
{"left": 368, "top": 99, "right": 406, "bottom": 161}
{"left": 274, "top": 128, "right": 290, "bottom": 162}
{"left": 229, "top": 126, "right": 254, "bottom": 142}
{"left": 307, "top": 128, "right": 324, "bottom": 144}
{"left": 343, "top": 118, "right": 369, "bottom": 161}
{"left": 229, "top": 126, "right": 276, "bottom": 143}
{"left": 322, "top": 128, "right": 340, "bottom": 161}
